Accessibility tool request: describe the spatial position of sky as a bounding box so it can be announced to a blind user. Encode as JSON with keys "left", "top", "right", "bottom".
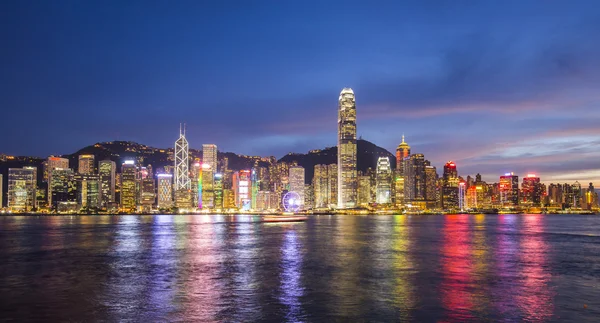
{"left": 1, "top": 0, "right": 600, "bottom": 183}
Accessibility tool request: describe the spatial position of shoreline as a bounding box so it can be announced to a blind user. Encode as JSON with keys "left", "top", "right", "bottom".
{"left": 1, "top": 211, "right": 597, "bottom": 216}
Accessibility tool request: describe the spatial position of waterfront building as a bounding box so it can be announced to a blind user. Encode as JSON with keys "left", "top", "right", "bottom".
{"left": 256, "top": 191, "right": 272, "bottom": 211}
{"left": 234, "top": 170, "right": 251, "bottom": 210}
{"left": 424, "top": 165, "right": 438, "bottom": 209}
{"left": 174, "top": 124, "right": 191, "bottom": 208}
{"left": 441, "top": 161, "right": 459, "bottom": 209}
{"left": 337, "top": 88, "right": 357, "bottom": 208}
{"left": 8, "top": 167, "right": 36, "bottom": 212}
{"left": 190, "top": 161, "right": 201, "bottom": 208}
{"left": 521, "top": 174, "right": 543, "bottom": 207}
{"left": 120, "top": 161, "right": 137, "bottom": 212}
{"left": 44, "top": 156, "right": 69, "bottom": 182}
{"left": 0, "top": 174, "right": 2, "bottom": 207}
{"left": 572, "top": 181, "right": 582, "bottom": 208}
{"left": 403, "top": 154, "right": 429, "bottom": 207}
{"left": 49, "top": 168, "right": 76, "bottom": 210}
{"left": 313, "top": 164, "right": 330, "bottom": 208}
{"left": 202, "top": 144, "right": 218, "bottom": 172}
{"left": 357, "top": 173, "right": 371, "bottom": 206}
{"left": 375, "top": 157, "right": 392, "bottom": 204}
{"left": 213, "top": 173, "right": 223, "bottom": 209}
{"left": 304, "top": 183, "right": 314, "bottom": 209}
{"left": 328, "top": 163, "right": 338, "bottom": 207}
{"left": 201, "top": 164, "right": 214, "bottom": 209}
{"left": 289, "top": 165, "right": 305, "bottom": 209}
{"left": 157, "top": 174, "right": 173, "bottom": 209}
{"left": 74, "top": 174, "right": 102, "bottom": 210}
{"left": 140, "top": 176, "right": 155, "bottom": 212}
{"left": 78, "top": 154, "right": 95, "bottom": 174}
{"left": 499, "top": 173, "right": 519, "bottom": 206}
{"left": 98, "top": 160, "right": 116, "bottom": 209}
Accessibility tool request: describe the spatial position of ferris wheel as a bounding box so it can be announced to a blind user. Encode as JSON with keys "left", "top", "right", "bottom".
{"left": 282, "top": 191, "right": 301, "bottom": 212}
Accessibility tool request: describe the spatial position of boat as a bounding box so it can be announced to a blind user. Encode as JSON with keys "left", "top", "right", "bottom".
{"left": 263, "top": 215, "right": 308, "bottom": 223}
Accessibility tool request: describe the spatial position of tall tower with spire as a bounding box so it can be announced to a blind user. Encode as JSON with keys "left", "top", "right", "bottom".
{"left": 337, "top": 88, "right": 357, "bottom": 209}
{"left": 174, "top": 124, "right": 191, "bottom": 208}
{"left": 396, "top": 135, "right": 411, "bottom": 175}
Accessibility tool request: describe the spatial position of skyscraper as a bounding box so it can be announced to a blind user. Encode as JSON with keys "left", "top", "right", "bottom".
{"left": 289, "top": 165, "right": 305, "bottom": 208}
{"left": 78, "top": 154, "right": 95, "bottom": 174}
{"left": 396, "top": 135, "right": 410, "bottom": 174}
{"left": 0, "top": 174, "right": 3, "bottom": 208}
{"left": 201, "top": 163, "right": 214, "bottom": 209}
{"left": 157, "top": 174, "right": 173, "bottom": 209}
{"left": 74, "top": 174, "right": 102, "bottom": 210}
{"left": 174, "top": 124, "right": 191, "bottom": 208}
{"left": 376, "top": 157, "right": 392, "bottom": 204}
{"left": 499, "top": 173, "right": 519, "bottom": 206}
{"left": 337, "top": 88, "right": 357, "bottom": 209}
{"left": 44, "top": 156, "right": 69, "bottom": 182}
{"left": 121, "top": 161, "right": 138, "bottom": 212}
{"left": 442, "top": 161, "right": 459, "bottom": 209}
{"left": 213, "top": 173, "right": 223, "bottom": 209}
{"left": 49, "top": 168, "right": 75, "bottom": 211}
{"left": 98, "top": 160, "right": 116, "bottom": 208}
{"left": 8, "top": 168, "right": 36, "bottom": 212}
{"left": 202, "top": 144, "right": 218, "bottom": 172}
{"left": 522, "top": 174, "right": 542, "bottom": 207}
{"left": 403, "top": 154, "right": 429, "bottom": 206}
{"left": 313, "top": 164, "right": 330, "bottom": 208}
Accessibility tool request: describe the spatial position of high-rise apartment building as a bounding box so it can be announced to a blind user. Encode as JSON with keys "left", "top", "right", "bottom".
{"left": 337, "top": 88, "right": 357, "bottom": 208}
{"left": 376, "top": 157, "right": 392, "bottom": 204}
{"left": 202, "top": 144, "right": 218, "bottom": 172}
{"left": 120, "top": 161, "right": 138, "bottom": 212}
{"left": 174, "top": 124, "right": 191, "bottom": 208}
{"left": 98, "top": 160, "right": 116, "bottom": 208}
{"left": 157, "top": 174, "right": 173, "bottom": 209}
{"left": 78, "top": 154, "right": 95, "bottom": 174}
{"left": 74, "top": 174, "right": 102, "bottom": 210}
{"left": 8, "top": 168, "right": 36, "bottom": 212}
{"left": 289, "top": 166, "right": 305, "bottom": 208}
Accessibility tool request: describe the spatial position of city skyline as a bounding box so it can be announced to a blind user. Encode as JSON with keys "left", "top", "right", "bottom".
{"left": 2, "top": 1, "right": 600, "bottom": 184}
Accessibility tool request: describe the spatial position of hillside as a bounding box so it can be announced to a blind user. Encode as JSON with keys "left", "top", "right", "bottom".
{"left": 278, "top": 139, "right": 396, "bottom": 183}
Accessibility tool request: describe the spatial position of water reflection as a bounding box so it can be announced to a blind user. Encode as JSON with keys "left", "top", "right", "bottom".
{"left": 441, "top": 215, "right": 474, "bottom": 322}
{"left": 392, "top": 215, "right": 415, "bottom": 320}
{"left": 494, "top": 214, "right": 520, "bottom": 319}
{"left": 279, "top": 229, "right": 305, "bottom": 322}
{"left": 518, "top": 215, "right": 554, "bottom": 321}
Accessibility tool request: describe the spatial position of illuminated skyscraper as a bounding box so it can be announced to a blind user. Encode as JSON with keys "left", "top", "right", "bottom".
{"left": 313, "top": 164, "right": 330, "bottom": 208}
{"left": 337, "top": 88, "right": 357, "bottom": 208}
{"left": 289, "top": 166, "right": 305, "bottom": 208}
{"left": 201, "top": 163, "right": 214, "bottom": 209}
{"left": 522, "top": 174, "right": 542, "bottom": 207}
{"left": 213, "top": 173, "right": 223, "bottom": 209}
{"left": 357, "top": 173, "right": 371, "bottom": 206}
{"left": 234, "top": 170, "right": 251, "bottom": 210}
{"left": 396, "top": 135, "right": 410, "bottom": 174}
{"left": 190, "top": 162, "right": 201, "bottom": 208}
{"left": 174, "top": 124, "right": 191, "bottom": 208}
{"left": 49, "top": 168, "right": 75, "bottom": 210}
{"left": 44, "top": 156, "right": 69, "bottom": 182}
{"left": 442, "top": 161, "right": 459, "bottom": 209}
{"left": 403, "top": 154, "right": 429, "bottom": 206}
{"left": 75, "top": 174, "right": 102, "bottom": 210}
{"left": 120, "top": 161, "right": 138, "bottom": 212}
{"left": 98, "top": 160, "right": 116, "bottom": 208}
{"left": 424, "top": 165, "right": 438, "bottom": 208}
{"left": 328, "top": 164, "right": 338, "bottom": 207}
{"left": 139, "top": 171, "right": 155, "bottom": 212}
{"left": 0, "top": 174, "right": 3, "bottom": 207}
{"left": 376, "top": 157, "right": 392, "bottom": 204}
{"left": 78, "top": 154, "right": 95, "bottom": 174}
{"left": 8, "top": 168, "right": 36, "bottom": 212}
{"left": 202, "top": 144, "right": 218, "bottom": 172}
{"left": 157, "top": 174, "right": 173, "bottom": 209}
{"left": 499, "top": 173, "right": 519, "bottom": 206}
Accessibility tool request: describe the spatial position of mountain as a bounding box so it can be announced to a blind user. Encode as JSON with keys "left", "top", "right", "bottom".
{"left": 278, "top": 139, "right": 395, "bottom": 184}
